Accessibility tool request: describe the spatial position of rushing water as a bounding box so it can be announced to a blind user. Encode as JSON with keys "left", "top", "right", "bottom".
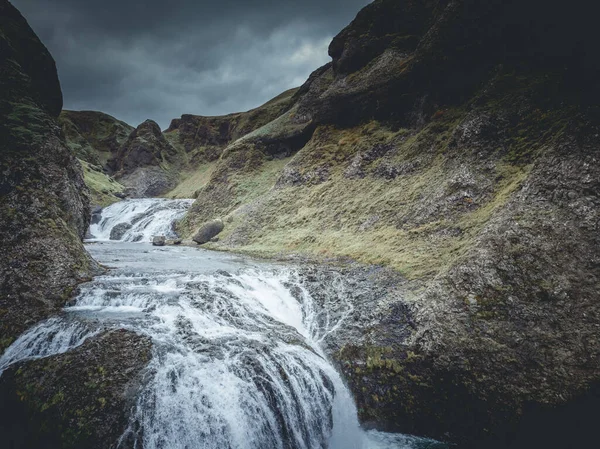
{"left": 0, "top": 200, "right": 445, "bottom": 449}
{"left": 89, "top": 198, "right": 194, "bottom": 242}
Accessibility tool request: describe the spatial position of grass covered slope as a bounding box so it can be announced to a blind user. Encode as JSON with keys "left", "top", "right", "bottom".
{"left": 178, "top": 0, "right": 600, "bottom": 447}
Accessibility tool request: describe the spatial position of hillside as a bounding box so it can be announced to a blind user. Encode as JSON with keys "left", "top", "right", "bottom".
{"left": 172, "top": 0, "right": 600, "bottom": 447}
{"left": 62, "top": 88, "right": 300, "bottom": 204}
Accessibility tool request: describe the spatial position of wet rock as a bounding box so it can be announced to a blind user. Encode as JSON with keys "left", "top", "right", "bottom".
{"left": 109, "top": 222, "right": 132, "bottom": 241}
{"left": 0, "top": 331, "right": 152, "bottom": 449}
{"left": 152, "top": 236, "right": 166, "bottom": 246}
{"left": 193, "top": 219, "right": 225, "bottom": 244}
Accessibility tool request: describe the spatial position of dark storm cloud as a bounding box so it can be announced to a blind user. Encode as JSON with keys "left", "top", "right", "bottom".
{"left": 11, "top": 0, "right": 370, "bottom": 129}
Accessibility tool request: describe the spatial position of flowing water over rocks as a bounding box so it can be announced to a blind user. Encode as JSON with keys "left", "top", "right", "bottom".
{"left": 89, "top": 198, "right": 194, "bottom": 242}
{"left": 0, "top": 200, "right": 445, "bottom": 449}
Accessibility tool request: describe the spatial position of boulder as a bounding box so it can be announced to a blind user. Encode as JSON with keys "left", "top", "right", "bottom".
{"left": 152, "top": 236, "right": 166, "bottom": 246}
{"left": 192, "top": 219, "right": 224, "bottom": 244}
{"left": 109, "top": 222, "right": 132, "bottom": 241}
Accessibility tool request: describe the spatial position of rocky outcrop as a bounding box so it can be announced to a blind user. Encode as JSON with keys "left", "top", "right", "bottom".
{"left": 0, "top": 0, "right": 98, "bottom": 352}
{"left": 59, "top": 110, "right": 134, "bottom": 172}
{"left": 0, "top": 330, "right": 152, "bottom": 449}
{"left": 165, "top": 87, "right": 299, "bottom": 164}
{"left": 114, "top": 119, "right": 180, "bottom": 197}
{"left": 180, "top": 0, "right": 600, "bottom": 447}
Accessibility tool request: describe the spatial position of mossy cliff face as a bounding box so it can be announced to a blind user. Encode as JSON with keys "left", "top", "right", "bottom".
{"left": 0, "top": 0, "right": 99, "bottom": 352}
{"left": 59, "top": 110, "right": 134, "bottom": 171}
{"left": 165, "top": 87, "right": 299, "bottom": 166}
{"left": 180, "top": 0, "right": 600, "bottom": 446}
{"left": 0, "top": 331, "right": 152, "bottom": 449}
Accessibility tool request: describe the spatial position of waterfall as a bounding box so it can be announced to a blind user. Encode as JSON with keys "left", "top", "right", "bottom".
{"left": 89, "top": 198, "right": 194, "bottom": 242}
{"left": 1, "top": 200, "right": 445, "bottom": 449}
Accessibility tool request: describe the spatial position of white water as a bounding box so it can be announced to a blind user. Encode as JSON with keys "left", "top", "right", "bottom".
{"left": 0, "top": 200, "right": 444, "bottom": 449}
{"left": 89, "top": 198, "right": 194, "bottom": 242}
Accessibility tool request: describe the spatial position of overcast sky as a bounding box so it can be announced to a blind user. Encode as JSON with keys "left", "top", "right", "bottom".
{"left": 12, "top": 0, "right": 369, "bottom": 129}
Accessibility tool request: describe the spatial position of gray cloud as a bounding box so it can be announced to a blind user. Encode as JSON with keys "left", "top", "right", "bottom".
{"left": 12, "top": 0, "right": 370, "bottom": 128}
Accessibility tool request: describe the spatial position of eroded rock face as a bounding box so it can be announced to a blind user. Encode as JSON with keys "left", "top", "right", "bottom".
{"left": 114, "top": 120, "right": 179, "bottom": 197}
{"left": 59, "top": 110, "right": 134, "bottom": 172}
{"left": 0, "top": 331, "right": 152, "bottom": 449}
{"left": 165, "top": 87, "right": 300, "bottom": 165}
{"left": 0, "top": 0, "right": 98, "bottom": 352}
{"left": 296, "top": 0, "right": 599, "bottom": 127}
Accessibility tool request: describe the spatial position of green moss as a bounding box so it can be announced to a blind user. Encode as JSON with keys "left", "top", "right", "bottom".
{"left": 79, "top": 159, "right": 124, "bottom": 206}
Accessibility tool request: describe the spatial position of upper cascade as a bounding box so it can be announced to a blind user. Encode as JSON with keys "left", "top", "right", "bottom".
{"left": 89, "top": 198, "right": 194, "bottom": 242}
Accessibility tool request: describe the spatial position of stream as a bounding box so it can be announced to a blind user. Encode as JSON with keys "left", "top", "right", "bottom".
{"left": 0, "top": 199, "right": 445, "bottom": 449}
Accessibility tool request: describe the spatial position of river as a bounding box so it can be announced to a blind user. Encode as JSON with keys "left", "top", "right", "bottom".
{"left": 0, "top": 199, "right": 446, "bottom": 449}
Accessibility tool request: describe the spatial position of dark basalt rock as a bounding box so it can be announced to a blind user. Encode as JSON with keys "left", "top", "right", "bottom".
{"left": 114, "top": 120, "right": 178, "bottom": 197}
{"left": 180, "top": 1, "right": 600, "bottom": 448}
{"left": 165, "top": 87, "right": 299, "bottom": 165}
{"left": 296, "top": 0, "right": 600, "bottom": 127}
{"left": 0, "top": 0, "right": 98, "bottom": 352}
{"left": 0, "top": 330, "right": 152, "bottom": 449}
{"left": 109, "top": 222, "right": 132, "bottom": 241}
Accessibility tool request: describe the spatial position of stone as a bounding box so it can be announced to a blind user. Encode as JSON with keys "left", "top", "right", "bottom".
{"left": 192, "top": 219, "right": 225, "bottom": 244}
{"left": 0, "top": 331, "right": 151, "bottom": 449}
{"left": 152, "top": 236, "right": 166, "bottom": 246}
{"left": 109, "top": 222, "right": 132, "bottom": 241}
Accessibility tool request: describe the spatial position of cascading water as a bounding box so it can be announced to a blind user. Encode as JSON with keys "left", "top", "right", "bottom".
{"left": 89, "top": 198, "right": 194, "bottom": 242}
{"left": 0, "top": 200, "right": 445, "bottom": 449}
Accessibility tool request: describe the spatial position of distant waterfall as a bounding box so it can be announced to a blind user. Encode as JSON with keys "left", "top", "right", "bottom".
{"left": 0, "top": 240, "right": 444, "bottom": 449}
{"left": 89, "top": 198, "right": 194, "bottom": 242}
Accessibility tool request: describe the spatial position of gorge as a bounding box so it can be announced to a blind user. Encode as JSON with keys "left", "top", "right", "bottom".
{"left": 1, "top": 0, "right": 599, "bottom": 448}
{"left": 1, "top": 202, "right": 444, "bottom": 449}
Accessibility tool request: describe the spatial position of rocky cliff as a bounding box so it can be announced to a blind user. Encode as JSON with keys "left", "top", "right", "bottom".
{"left": 165, "top": 87, "right": 299, "bottom": 164}
{"left": 59, "top": 110, "right": 134, "bottom": 171}
{"left": 59, "top": 112, "right": 181, "bottom": 203}
{"left": 114, "top": 119, "right": 181, "bottom": 198}
{"left": 0, "top": 0, "right": 98, "bottom": 351}
{"left": 179, "top": 0, "right": 600, "bottom": 447}
{"left": 0, "top": 3, "right": 152, "bottom": 448}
